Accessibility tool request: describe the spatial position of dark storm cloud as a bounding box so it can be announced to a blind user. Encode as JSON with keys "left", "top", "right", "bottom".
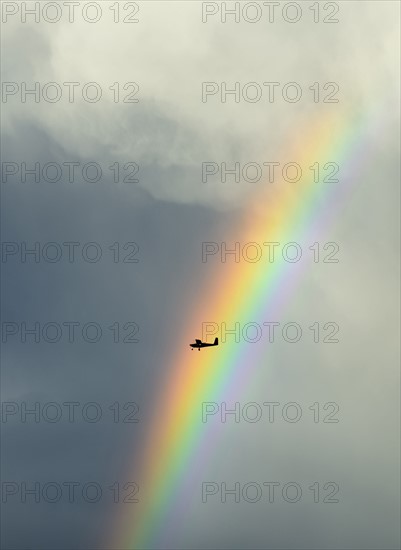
{"left": 1, "top": 117, "right": 234, "bottom": 548}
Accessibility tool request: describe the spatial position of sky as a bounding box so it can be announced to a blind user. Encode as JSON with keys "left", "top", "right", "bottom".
{"left": 1, "top": 1, "right": 400, "bottom": 549}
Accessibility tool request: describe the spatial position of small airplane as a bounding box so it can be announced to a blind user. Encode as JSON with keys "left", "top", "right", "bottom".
{"left": 190, "top": 337, "right": 219, "bottom": 351}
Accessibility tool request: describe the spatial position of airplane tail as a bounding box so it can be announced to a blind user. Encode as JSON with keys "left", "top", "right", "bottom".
{"left": 214, "top": 337, "right": 218, "bottom": 345}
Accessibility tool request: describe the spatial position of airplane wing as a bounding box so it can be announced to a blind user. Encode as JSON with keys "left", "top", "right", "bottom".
{"left": 196, "top": 339, "right": 202, "bottom": 344}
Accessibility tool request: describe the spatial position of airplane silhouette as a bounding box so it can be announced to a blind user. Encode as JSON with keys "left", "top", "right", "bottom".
{"left": 190, "top": 337, "right": 218, "bottom": 351}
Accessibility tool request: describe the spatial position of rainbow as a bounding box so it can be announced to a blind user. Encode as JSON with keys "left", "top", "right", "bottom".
{"left": 112, "top": 103, "right": 381, "bottom": 549}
